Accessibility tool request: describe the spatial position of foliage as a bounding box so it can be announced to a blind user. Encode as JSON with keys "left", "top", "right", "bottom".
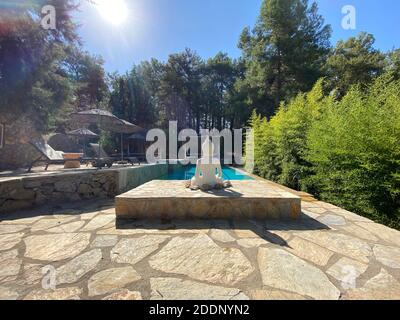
{"left": 324, "top": 32, "right": 386, "bottom": 97}
{"left": 239, "top": 0, "right": 331, "bottom": 117}
{"left": 250, "top": 74, "right": 400, "bottom": 229}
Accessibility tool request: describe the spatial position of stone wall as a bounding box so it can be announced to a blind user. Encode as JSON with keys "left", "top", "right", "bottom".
{"left": 0, "top": 164, "right": 168, "bottom": 214}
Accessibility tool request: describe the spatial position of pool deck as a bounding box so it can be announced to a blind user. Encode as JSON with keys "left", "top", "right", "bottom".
{"left": 1, "top": 193, "right": 400, "bottom": 300}
{"left": 116, "top": 180, "right": 301, "bottom": 220}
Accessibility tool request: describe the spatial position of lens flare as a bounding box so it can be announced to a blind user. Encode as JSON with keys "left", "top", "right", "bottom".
{"left": 96, "top": 0, "right": 128, "bottom": 26}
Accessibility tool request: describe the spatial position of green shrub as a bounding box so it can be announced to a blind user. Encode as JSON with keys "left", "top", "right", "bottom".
{"left": 249, "top": 74, "right": 400, "bottom": 229}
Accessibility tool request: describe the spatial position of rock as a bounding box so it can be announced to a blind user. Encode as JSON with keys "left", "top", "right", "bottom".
{"left": 0, "top": 286, "right": 19, "bottom": 300}
{"left": 88, "top": 267, "right": 141, "bottom": 297}
{"left": 248, "top": 289, "right": 306, "bottom": 300}
{"left": 56, "top": 249, "right": 102, "bottom": 284}
{"left": 24, "top": 287, "right": 82, "bottom": 300}
{"left": 0, "top": 233, "right": 24, "bottom": 251}
{"left": 149, "top": 235, "right": 254, "bottom": 285}
{"left": 296, "top": 231, "right": 372, "bottom": 263}
{"left": 287, "top": 237, "right": 333, "bottom": 267}
{"left": 24, "top": 233, "right": 90, "bottom": 261}
{"left": 81, "top": 215, "right": 115, "bottom": 231}
{"left": 78, "top": 184, "right": 91, "bottom": 194}
{"left": 10, "top": 188, "right": 35, "bottom": 200}
{"left": 209, "top": 229, "right": 236, "bottom": 243}
{"left": 373, "top": 245, "right": 400, "bottom": 269}
{"left": 102, "top": 289, "right": 142, "bottom": 300}
{"left": 318, "top": 214, "right": 346, "bottom": 226}
{"left": 47, "top": 221, "right": 85, "bottom": 233}
{"left": 54, "top": 181, "right": 76, "bottom": 193}
{"left": 150, "top": 278, "right": 249, "bottom": 300}
{"left": 91, "top": 235, "right": 118, "bottom": 248}
{"left": 0, "top": 224, "right": 27, "bottom": 235}
{"left": 237, "top": 238, "right": 267, "bottom": 248}
{"left": 111, "top": 235, "right": 169, "bottom": 265}
{"left": 258, "top": 248, "right": 340, "bottom": 300}
{"left": 344, "top": 269, "right": 400, "bottom": 300}
{"left": 326, "top": 257, "right": 368, "bottom": 289}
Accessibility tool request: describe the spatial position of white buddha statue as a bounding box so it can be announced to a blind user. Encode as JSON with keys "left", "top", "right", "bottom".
{"left": 190, "top": 137, "right": 224, "bottom": 190}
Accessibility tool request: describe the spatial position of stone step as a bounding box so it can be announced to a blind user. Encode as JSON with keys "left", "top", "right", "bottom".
{"left": 116, "top": 180, "right": 301, "bottom": 219}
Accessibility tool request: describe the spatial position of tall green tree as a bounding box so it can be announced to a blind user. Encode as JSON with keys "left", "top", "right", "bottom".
{"left": 325, "top": 32, "right": 386, "bottom": 96}
{"left": 0, "top": 0, "right": 80, "bottom": 131}
{"left": 238, "top": 0, "right": 331, "bottom": 117}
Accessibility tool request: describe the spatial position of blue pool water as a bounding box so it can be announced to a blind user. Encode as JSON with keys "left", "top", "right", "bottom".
{"left": 162, "top": 165, "right": 254, "bottom": 181}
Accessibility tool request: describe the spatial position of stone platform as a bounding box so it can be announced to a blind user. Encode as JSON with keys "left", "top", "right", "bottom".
{"left": 115, "top": 180, "right": 301, "bottom": 219}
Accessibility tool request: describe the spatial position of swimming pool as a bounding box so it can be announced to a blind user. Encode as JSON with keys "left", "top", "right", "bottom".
{"left": 161, "top": 165, "right": 254, "bottom": 181}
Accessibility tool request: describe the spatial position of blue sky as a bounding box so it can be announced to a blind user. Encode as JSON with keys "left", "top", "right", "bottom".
{"left": 73, "top": 0, "right": 400, "bottom": 73}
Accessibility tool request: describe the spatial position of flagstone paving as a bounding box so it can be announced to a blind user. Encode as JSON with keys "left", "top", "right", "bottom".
{"left": 0, "top": 198, "right": 400, "bottom": 300}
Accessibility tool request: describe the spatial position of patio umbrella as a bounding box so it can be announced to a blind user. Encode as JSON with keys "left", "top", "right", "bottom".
{"left": 102, "top": 119, "right": 143, "bottom": 161}
{"left": 66, "top": 128, "right": 99, "bottom": 155}
{"left": 70, "top": 109, "right": 122, "bottom": 162}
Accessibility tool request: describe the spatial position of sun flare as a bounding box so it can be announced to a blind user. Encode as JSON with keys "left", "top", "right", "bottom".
{"left": 96, "top": 0, "right": 128, "bottom": 26}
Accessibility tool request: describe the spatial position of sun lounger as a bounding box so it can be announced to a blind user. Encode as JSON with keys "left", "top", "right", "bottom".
{"left": 28, "top": 140, "right": 67, "bottom": 172}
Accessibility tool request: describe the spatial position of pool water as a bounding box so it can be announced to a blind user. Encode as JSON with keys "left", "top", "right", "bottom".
{"left": 161, "top": 165, "right": 254, "bottom": 181}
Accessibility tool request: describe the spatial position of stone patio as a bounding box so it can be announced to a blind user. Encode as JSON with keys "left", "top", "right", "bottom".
{"left": 1, "top": 197, "right": 400, "bottom": 300}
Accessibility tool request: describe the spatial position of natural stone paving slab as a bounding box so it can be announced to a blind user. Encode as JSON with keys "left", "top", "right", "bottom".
{"left": 79, "top": 211, "right": 100, "bottom": 220}
{"left": 373, "top": 245, "right": 400, "bottom": 269}
{"left": 102, "top": 289, "right": 142, "bottom": 300}
{"left": 326, "top": 257, "right": 368, "bottom": 289}
{"left": 111, "top": 236, "right": 170, "bottom": 265}
{"left": 0, "top": 286, "right": 19, "bottom": 300}
{"left": 237, "top": 238, "right": 268, "bottom": 248}
{"left": 91, "top": 235, "right": 118, "bottom": 248}
{"left": 0, "top": 249, "right": 18, "bottom": 262}
{"left": 24, "top": 233, "right": 90, "bottom": 261}
{"left": 1, "top": 215, "right": 42, "bottom": 225}
{"left": 0, "top": 224, "right": 27, "bottom": 235}
{"left": 338, "top": 224, "right": 378, "bottom": 242}
{"left": 47, "top": 221, "right": 86, "bottom": 233}
{"left": 248, "top": 289, "right": 306, "bottom": 300}
{"left": 209, "top": 229, "right": 236, "bottom": 243}
{"left": 149, "top": 235, "right": 254, "bottom": 285}
{"left": 287, "top": 237, "right": 333, "bottom": 267}
{"left": 0, "top": 233, "right": 24, "bottom": 251}
{"left": 17, "top": 264, "right": 43, "bottom": 286}
{"left": 150, "top": 278, "right": 249, "bottom": 300}
{"left": 56, "top": 249, "right": 102, "bottom": 285}
{"left": 0, "top": 257, "right": 22, "bottom": 281}
{"left": 24, "top": 287, "right": 82, "bottom": 300}
{"left": 329, "top": 208, "right": 372, "bottom": 223}
{"left": 295, "top": 231, "right": 372, "bottom": 263}
{"left": 88, "top": 267, "right": 141, "bottom": 297}
{"left": 344, "top": 269, "right": 400, "bottom": 300}
{"left": 81, "top": 215, "right": 115, "bottom": 231}
{"left": 258, "top": 248, "right": 340, "bottom": 300}
{"left": 317, "top": 214, "right": 346, "bottom": 226}
{"left": 30, "top": 217, "right": 77, "bottom": 232}
{"left": 356, "top": 222, "right": 400, "bottom": 246}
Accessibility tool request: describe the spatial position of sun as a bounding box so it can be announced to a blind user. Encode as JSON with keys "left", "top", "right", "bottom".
{"left": 96, "top": 0, "right": 128, "bottom": 26}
